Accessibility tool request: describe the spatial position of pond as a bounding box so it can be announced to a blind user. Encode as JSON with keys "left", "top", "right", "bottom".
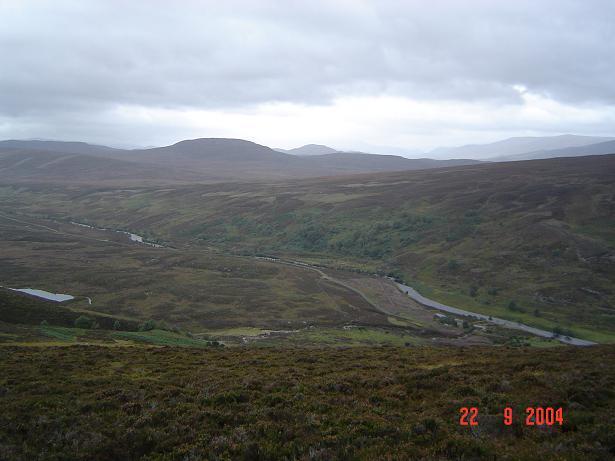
{"left": 9, "top": 288, "right": 74, "bottom": 302}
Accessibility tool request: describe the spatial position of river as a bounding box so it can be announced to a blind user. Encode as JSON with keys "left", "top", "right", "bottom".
{"left": 255, "top": 256, "right": 597, "bottom": 346}
{"left": 395, "top": 282, "right": 596, "bottom": 346}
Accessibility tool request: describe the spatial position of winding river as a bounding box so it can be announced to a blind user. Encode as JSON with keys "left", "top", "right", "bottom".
{"left": 395, "top": 282, "right": 596, "bottom": 346}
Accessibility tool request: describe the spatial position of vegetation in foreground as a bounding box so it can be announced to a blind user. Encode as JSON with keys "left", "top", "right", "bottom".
{"left": 0, "top": 345, "right": 614, "bottom": 460}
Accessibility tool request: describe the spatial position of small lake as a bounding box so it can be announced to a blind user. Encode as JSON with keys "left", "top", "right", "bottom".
{"left": 10, "top": 288, "right": 74, "bottom": 302}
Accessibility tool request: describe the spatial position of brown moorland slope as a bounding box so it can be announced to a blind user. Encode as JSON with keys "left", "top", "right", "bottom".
{"left": 2, "top": 154, "right": 612, "bottom": 340}
{"left": 0, "top": 345, "right": 614, "bottom": 460}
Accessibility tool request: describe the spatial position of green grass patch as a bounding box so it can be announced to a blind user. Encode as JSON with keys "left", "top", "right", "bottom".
{"left": 200, "top": 327, "right": 270, "bottom": 337}
{"left": 111, "top": 329, "right": 215, "bottom": 347}
{"left": 295, "top": 327, "right": 420, "bottom": 346}
{"left": 40, "top": 325, "right": 81, "bottom": 342}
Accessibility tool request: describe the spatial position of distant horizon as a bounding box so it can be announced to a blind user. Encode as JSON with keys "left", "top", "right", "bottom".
{"left": 4, "top": 132, "right": 615, "bottom": 160}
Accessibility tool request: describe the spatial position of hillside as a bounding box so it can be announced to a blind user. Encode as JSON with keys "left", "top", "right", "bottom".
{"left": 430, "top": 134, "right": 614, "bottom": 160}
{"left": 2, "top": 345, "right": 614, "bottom": 460}
{"left": 0, "top": 287, "right": 140, "bottom": 331}
{"left": 129, "top": 138, "right": 288, "bottom": 163}
{"left": 120, "top": 138, "right": 303, "bottom": 180}
{"left": 276, "top": 144, "right": 339, "bottom": 155}
{"left": 0, "top": 139, "right": 121, "bottom": 156}
{"left": 301, "top": 152, "right": 484, "bottom": 173}
{"left": 0, "top": 149, "right": 198, "bottom": 184}
{"left": 0, "top": 212, "right": 401, "bottom": 336}
{"left": 2, "top": 154, "right": 614, "bottom": 341}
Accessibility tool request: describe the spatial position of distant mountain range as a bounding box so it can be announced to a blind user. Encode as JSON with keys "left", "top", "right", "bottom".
{"left": 491, "top": 139, "right": 615, "bottom": 161}
{"left": 2, "top": 134, "right": 614, "bottom": 184}
{"left": 279, "top": 134, "right": 615, "bottom": 162}
{"left": 429, "top": 134, "right": 615, "bottom": 160}
{"left": 0, "top": 138, "right": 482, "bottom": 184}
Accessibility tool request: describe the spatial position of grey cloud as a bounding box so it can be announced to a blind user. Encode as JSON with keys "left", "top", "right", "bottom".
{"left": 0, "top": 0, "right": 614, "bottom": 147}
{"left": 3, "top": 1, "right": 615, "bottom": 111}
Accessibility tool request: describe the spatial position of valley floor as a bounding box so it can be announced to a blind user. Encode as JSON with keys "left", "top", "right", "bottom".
{"left": 1, "top": 212, "right": 549, "bottom": 348}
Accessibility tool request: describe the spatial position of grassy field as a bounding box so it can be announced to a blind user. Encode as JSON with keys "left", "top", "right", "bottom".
{"left": 0, "top": 318, "right": 218, "bottom": 348}
{"left": 1, "top": 155, "right": 614, "bottom": 341}
{"left": 1, "top": 345, "right": 614, "bottom": 460}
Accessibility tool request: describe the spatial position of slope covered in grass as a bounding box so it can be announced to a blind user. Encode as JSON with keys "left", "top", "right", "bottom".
{"left": 0, "top": 288, "right": 139, "bottom": 331}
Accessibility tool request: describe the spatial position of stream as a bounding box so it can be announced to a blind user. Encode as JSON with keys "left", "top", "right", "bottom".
{"left": 70, "top": 221, "right": 165, "bottom": 248}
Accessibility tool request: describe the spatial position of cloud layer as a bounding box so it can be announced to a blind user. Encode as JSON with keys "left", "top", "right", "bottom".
{"left": 1, "top": 0, "right": 614, "bottom": 152}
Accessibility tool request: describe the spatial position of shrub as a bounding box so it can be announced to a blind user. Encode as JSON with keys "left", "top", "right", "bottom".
{"left": 438, "top": 316, "right": 457, "bottom": 327}
{"left": 139, "top": 319, "right": 157, "bottom": 331}
{"left": 74, "top": 315, "right": 93, "bottom": 329}
{"left": 507, "top": 300, "right": 525, "bottom": 312}
{"left": 447, "top": 259, "right": 459, "bottom": 270}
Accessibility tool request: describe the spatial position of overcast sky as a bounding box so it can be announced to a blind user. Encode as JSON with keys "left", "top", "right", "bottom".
{"left": 1, "top": 0, "right": 614, "bottom": 154}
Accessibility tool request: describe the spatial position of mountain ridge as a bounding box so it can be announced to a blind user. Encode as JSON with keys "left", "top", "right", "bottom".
{"left": 0, "top": 138, "right": 482, "bottom": 183}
